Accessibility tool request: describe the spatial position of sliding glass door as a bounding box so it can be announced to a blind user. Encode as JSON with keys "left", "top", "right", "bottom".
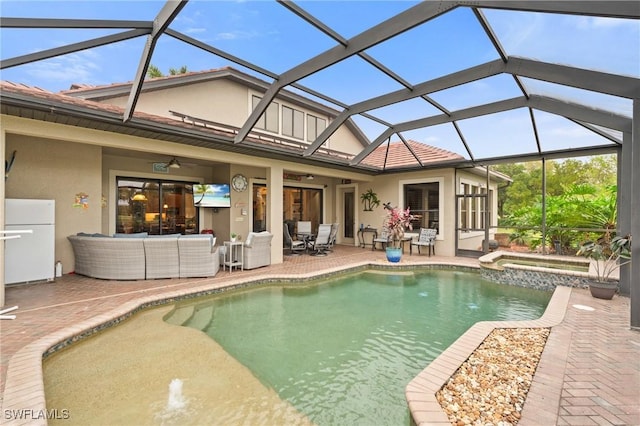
{"left": 116, "top": 178, "right": 197, "bottom": 235}
{"left": 253, "top": 184, "right": 323, "bottom": 233}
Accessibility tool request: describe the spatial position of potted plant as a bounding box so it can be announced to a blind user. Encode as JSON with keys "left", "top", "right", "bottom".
{"left": 383, "top": 203, "right": 420, "bottom": 262}
{"left": 230, "top": 232, "right": 238, "bottom": 242}
{"left": 361, "top": 189, "right": 381, "bottom": 212}
{"left": 576, "top": 234, "right": 632, "bottom": 299}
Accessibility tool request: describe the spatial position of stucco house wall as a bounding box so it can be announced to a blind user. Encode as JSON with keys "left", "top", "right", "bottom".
{"left": 5, "top": 134, "right": 102, "bottom": 273}
{"left": 74, "top": 73, "right": 366, "bottom": 156}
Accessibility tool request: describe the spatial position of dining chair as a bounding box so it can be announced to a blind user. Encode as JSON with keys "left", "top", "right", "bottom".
{"left": 310, "top": 224, "right": 332, "bottom": 256}
{"left": 283, "top": 224, "right": 306, "bottom": 255}
{"left": 297, "top": 221, "right": 312, "bottom": 236}
{"left": 327, "top": 223, "right": 340, "bottom": 251}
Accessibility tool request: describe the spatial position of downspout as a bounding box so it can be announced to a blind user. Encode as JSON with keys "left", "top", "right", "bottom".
{"left": 484, "top": 166, "right": 490, "bottom": 253}
{"left": 541, "top": 158, "right": 547, "bottom": 255}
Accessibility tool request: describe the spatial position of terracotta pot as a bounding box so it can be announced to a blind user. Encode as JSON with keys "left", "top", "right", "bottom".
{"left": 588, "top": 281, "right": 618, "bottom": 300}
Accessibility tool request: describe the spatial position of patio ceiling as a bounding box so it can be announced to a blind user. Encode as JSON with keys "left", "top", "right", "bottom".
{"left": 1, "top": 0, "right": 639, "bottom": 172}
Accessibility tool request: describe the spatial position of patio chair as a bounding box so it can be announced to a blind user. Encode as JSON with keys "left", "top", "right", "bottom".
{"left": 297, "top": 221, "right": 312, "bottom": 237}
{"left": 372, "top": 228, "right": 391, "bottom": 251}
{"left": 327, "top": 223, "right": 340, "bottom": 251}
{"left": 309, "top": 224, "right": 332, "bottom": 256}
{"left": 284, "top": 224, "right": 306, "bottom": 255}
{"left": 411, "top": 228, "right": 436, "bottom": 256}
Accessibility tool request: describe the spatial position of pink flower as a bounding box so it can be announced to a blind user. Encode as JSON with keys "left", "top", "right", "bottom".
{"left": 384, "top": 205, "right": 420, "bottom": 248}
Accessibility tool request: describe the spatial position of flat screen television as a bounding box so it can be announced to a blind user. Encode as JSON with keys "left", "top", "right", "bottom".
{"left": 194, "top": 183, "right": 231, "bottom": 208}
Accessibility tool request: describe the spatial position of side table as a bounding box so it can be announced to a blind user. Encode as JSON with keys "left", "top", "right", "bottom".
{"left": 223, "top": 241, "right": 244, "bottom": 272}
{"left": 357, "top": 227, "right": 377, "bottom": 248}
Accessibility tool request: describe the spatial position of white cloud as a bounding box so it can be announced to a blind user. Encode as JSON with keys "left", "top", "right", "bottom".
{"left": 575, "top": 16, "right": 638, "bottom": 29}
{"left": 184, "top": 27, "right": 207, "bottom": 34}
{"left": 23, "top": 50, "right": 101, "bottom": 86}
{"left": 215, "top": 30, "right": 257, "bottom": 41}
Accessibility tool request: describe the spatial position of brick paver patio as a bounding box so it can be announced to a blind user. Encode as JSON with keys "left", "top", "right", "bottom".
{"left": 1, "top": 245, "right": 638, "bottom": 425}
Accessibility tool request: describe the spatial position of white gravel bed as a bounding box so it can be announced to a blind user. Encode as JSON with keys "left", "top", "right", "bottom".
{"left": 436, "top": 327, "right": 550, "bottom": 426}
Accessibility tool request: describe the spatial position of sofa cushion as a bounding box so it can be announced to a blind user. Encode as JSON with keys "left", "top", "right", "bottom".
{"left": 178, "top": 234, "right": 215, "bottom": 246}
{"left": 113, "top": 232, "right": 148, "bottom": 238}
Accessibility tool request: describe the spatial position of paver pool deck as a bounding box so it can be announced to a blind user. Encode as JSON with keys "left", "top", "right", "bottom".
{"left": 1, "top": 245, "right": 638, "bottom": 425}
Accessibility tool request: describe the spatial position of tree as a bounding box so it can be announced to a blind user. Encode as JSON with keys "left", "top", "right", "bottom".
{"left": 146, "top": 64, "right": 188, "bottom": 79}
{"left": 494, "top": 154, "right": 617, "bottom": 225}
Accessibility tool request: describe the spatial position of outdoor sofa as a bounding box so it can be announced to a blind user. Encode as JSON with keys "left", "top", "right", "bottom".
{"left": 67, "top": 233, "right": 219, "bottom": 280}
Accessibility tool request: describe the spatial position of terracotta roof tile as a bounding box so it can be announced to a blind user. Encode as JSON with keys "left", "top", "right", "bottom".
{"left": 361, "top": 140, "right": 464, "bottom": 169}
{"left": 60, "top": 66, "right": 235, "bottom": 94}
{"left": 0, "top": 81, "right": 355, "bottom": 164}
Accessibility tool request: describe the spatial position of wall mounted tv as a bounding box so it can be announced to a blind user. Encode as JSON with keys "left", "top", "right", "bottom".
{"left": 194, "top": 183, "right": 231, "bottom": 208}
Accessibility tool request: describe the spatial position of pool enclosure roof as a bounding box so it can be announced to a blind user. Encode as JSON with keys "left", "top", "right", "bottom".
{"left": 1, "top": 1, "right": 639, "bottom": 172}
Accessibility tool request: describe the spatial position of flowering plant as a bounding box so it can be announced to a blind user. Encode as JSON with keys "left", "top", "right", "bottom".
{"left": 383, "top": 203, "right": 421, "bottom": 248}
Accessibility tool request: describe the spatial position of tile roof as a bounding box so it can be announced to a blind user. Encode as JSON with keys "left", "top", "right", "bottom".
{"left": 361, "top": 140, "right": 464, "bottom": 169}
{"left": 1, "top": 81, "right": 465, "bottom": 170}
{"left": 60, "top": 66, "right": 235, "bottom": 95}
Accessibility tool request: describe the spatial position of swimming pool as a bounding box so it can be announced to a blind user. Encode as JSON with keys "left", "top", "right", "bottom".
{"left": 43, "top": 269, "right": 551, "bottom": 425}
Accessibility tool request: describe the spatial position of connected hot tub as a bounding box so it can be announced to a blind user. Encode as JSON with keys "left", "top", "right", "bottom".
{"left": 479, "top": 251, "right": 592, "bottom": 291}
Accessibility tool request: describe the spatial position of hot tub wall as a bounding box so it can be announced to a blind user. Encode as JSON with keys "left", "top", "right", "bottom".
{"left": 480, "top": 265, "right": 591, "bottom": 291}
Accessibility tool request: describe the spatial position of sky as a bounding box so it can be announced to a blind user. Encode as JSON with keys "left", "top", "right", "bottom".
{"left": 1, "top": 1, "right": 639, "bottom": 161}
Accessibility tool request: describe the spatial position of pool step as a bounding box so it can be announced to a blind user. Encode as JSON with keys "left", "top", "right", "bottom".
{"left": 184, "top": 304, "right": 215, "bottom": 331}
{"left": 164, "top": 305, "right": 195, "bottom": 326}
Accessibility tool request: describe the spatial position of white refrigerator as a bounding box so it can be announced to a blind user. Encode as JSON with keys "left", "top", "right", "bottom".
{"left": 4, "top": 199, "right": 56, "bottom": 284}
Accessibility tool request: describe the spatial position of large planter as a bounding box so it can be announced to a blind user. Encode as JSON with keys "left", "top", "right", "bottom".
{"left": 588, "top": 281, "right": 618, "bottom": 300}
{"left": 386, "top": 247, "right": 402, "bottom": 263}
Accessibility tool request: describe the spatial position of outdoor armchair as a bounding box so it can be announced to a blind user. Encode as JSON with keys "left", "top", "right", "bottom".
{"left": 411, "top": 228, "right": 436, "bottom": 256}
{"left": 372, "top": 228, "right": 391, "bottom": 251}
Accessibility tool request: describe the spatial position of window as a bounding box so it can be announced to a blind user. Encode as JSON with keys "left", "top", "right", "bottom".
{"left": 458, "top": 182, "right": 490, "bottom": 232}
{"left": 404, "top": 182, "right": 440, "bottom": 233}
{"left": 459, "top": 183, "right": 469, "bottom": 231}
{"left": 252, "top": 95, "right": 279, "bottom": 133}
{"left": 307, "top": 114, "right": 327, "bottom": 142}
{"left": 116, "top": 178, "right": 197, "bottom": 235}
{"left": 282, "top": 105, "right": 304, "bottom": 139}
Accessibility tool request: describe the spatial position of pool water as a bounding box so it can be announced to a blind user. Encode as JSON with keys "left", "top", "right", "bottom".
{"left": 166, "top": 269, "right": 551, "bottom": 425}
{"left": 496, "top": 258, "right": 589, "bottom": 272}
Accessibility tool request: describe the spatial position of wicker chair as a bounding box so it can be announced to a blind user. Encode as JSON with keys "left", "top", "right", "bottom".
{"left": 242, "top": 231, "right": 273, "bottom": 269}
{"left": 177, "top": 235, "right": 219, "bottom": 278}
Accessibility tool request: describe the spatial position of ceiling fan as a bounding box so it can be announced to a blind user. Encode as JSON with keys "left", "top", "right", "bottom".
{"left": 148, "top": 157, "right": 194, "bottom": 170}
{"left": 165, "top": 157, "right": 181, "bottom": 169}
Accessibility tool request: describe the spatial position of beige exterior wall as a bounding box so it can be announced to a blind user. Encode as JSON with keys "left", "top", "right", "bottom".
{"left": 354, "top": 169, "right": 457, "bottom": 256}
{"left": 5, "top": 134, "right": 102, "bottom": 275}
{"left": 330, "top": 125, "right": 363, "bottom": 154}
{"left": 106, "top": 79, "right": 250, "bottom": 128}
{"left": 98, "top": 78, "right": 364, "bottom": 156}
